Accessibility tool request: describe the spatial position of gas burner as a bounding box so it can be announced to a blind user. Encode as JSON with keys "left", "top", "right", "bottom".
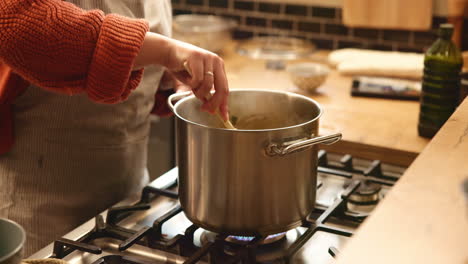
{"left": 226, "top": 230, "right": 303, "bottom": 263}
{"left": 200, "top": 230, "right": 287, "bottom": 246}
{"left": 226, "top": 232, "right": 287, "bottom": 246}
{"left": 348, "top": 181, "right": 382, "bottom": 205}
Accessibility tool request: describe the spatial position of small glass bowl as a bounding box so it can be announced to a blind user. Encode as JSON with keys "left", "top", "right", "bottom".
{"left": 287, "top": 63, "right": 330, "bottom": 93}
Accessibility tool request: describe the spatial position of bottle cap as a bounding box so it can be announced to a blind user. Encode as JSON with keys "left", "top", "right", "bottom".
{"left": 439, "top": 23, "right": 454, "bottom": 39}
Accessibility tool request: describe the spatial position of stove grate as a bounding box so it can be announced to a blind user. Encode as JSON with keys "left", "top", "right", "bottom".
{"left": 50, "top": 151, "right": 403, "bottom": 263}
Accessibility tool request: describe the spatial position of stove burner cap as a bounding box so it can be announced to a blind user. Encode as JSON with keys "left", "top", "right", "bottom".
{"left": 348, "top": 181, "right": 382, "bottom": 205}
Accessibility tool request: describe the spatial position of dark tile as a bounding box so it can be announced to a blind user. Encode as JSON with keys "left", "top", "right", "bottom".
{"left": 298, "top": 22, "right": 320, "bottom": 33}
{"left": 258, "top": 32, "right": 280, "bottom": 38}
{"left": 233, "top": 29, "right": 254, "bottom": 39}
{"left": 353, "top": 28, "right": 379, "bottom": 40}
{"left": 246, "top": 17, "right": 267, "bottom": 27}
{"left": 209, "top": 0, "right": 228, "bottom": 8}
{"left": 337, "top": 40, "right": 364, "bottom": 49}
{"left": 308, "top": 37, "right": 334, "bottom": 49}
{"left": 221, "top": 14, "right": 242, "bottom": 24}
{"left": 234, "top": 0, "right": 254, "bottom": 11}
{"left": 271, "top": 19, "right": 293, "bottom": 30}
{"left": 311, "top": 7, "right": 335, "bottom": 19}
{"left": 382, "top": 29, "right": 410, "bottom": 42}
{"left": 367, "top": 43, "right": 393, "bottom": 51}
{"left": 196, "top": 11, "right": 213, "bottom": 15}
{"left": 413, "top": 30, "right": 436, "bottom": 46}
{"left": 290, "top": 35, "right": 307, "bottom": 41}
{"left": 396, "top": 46, "right": 424, "bottom": 53}
{"left": 285, "top": 4, "right": 308, "bottom": 16}
{"left": 432, "top": 16, "right": 448, "bottom": 29}
{"left": 325, "top": 24, "right": 348, "bottom": 36}
{"left": 186, "top": 0, "right": 203, "bottom": 6}
{"left": 258, "top": 3, "right": 281, "bottom": 13}
{"left": 173, "top": 8, "right": 192, "bottom": 15}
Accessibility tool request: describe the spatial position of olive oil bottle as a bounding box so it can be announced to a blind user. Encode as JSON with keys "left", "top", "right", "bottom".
{"left": 418, "top": 24, "right": 463, "bottom": 138}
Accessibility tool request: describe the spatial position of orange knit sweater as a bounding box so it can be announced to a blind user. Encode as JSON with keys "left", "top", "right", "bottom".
{"left": 0, "top": 0, "right": 150, "bottom": 154}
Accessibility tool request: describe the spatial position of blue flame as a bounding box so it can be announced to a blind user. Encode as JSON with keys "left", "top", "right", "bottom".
{"left": 228, "top": 232, "right": 286, "bottom": 242}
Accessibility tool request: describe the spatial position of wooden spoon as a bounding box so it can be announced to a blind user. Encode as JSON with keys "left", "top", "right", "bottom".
{"left": 183, "top": 61, "right": 236, "bottom": 129}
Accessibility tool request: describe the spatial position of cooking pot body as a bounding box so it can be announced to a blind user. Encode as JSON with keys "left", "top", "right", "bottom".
{"left": 172, "top": 89, "right": 331, "bottom": 235}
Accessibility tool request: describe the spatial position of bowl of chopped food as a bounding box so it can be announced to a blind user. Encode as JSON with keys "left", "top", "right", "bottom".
{"left": 287, "top": 62, "right": 330, "bottom": 93}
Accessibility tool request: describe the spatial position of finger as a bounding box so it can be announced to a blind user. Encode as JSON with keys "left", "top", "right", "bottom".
{"left": 186, "top": 59, "right": 204, "bottom": 96}
{"left": 207, "top": 59, "right": 229, "bottom": 118}
{"left": 219, "top": 95, "right": 229, "bottom": 121}
{"left": 197, "top": 60, "right": 214, "bottom": 112}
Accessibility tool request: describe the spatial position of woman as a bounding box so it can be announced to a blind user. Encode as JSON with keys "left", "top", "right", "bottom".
{"left": 0, "top": 0, "right": 229, "bottom": 255}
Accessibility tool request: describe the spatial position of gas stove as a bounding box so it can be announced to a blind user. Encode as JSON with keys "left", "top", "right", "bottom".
{"left": 31, "top": 150, "right": 406, "bottom": 263}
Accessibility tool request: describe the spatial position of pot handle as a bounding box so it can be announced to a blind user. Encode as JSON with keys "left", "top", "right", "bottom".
{"left": 167, "top": 91, "right": 193, "bottom": 113}
{"left": 266, "top": 133, "right": 342, "bottom": 156}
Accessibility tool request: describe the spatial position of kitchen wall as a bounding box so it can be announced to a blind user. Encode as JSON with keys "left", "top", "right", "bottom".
{"left": 172, "top": 0, "right": 468, "bottom": 52}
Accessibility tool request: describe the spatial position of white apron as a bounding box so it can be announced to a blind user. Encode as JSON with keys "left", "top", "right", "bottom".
{"left": 0, "top": 0, "right": 172, "bottom": 256}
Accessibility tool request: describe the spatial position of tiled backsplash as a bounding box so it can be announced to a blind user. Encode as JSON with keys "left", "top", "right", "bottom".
{"left": 172, "top": 0, "right": 468, "bottom": 52}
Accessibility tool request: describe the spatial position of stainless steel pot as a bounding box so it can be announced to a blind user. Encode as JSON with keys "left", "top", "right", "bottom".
{"left": 0, "top": 218, "right": 25, "bottom": 264}
{"left": 168, "top": 89, "right": 341, "bottom": 236}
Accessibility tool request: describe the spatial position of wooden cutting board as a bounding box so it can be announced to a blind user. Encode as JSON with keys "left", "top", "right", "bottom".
{"left": 343, "top": 0, "right": 433, "bottom": 31}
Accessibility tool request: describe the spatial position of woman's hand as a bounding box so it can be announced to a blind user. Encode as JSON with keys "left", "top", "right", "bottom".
{"left": 134, "top": 32, "right": 229, "bottom": 120}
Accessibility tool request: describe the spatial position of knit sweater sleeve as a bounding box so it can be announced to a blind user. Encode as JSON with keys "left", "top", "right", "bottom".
{"left": 0, "top": 0, "right": 149, "bottom": 104}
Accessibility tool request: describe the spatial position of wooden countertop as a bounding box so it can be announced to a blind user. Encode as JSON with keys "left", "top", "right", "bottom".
{"left": 221, "top": 45, "right": 430, "bottom": 166}
{"left": 335, "top": 98, "right": 468, "bottom": 264}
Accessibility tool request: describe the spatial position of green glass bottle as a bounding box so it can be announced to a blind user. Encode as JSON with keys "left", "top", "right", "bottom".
{"left": 418, "top": 24, "right": 463, "bottom": 138}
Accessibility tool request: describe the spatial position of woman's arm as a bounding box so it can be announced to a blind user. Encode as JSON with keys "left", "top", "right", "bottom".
{"left": 0, "top": 0, "right": 229, "bottom": 117}
{"left": 0, "top": 0, "right": 148, "bottom": 104}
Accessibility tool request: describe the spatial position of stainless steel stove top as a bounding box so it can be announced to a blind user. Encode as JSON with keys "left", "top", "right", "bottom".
{"left": 30, "top": 151, "right": 406, "bottom": 264}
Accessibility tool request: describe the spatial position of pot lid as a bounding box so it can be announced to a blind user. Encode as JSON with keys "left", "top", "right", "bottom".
{"left": 236, "top": 37, "right": 316, "bottom": 60}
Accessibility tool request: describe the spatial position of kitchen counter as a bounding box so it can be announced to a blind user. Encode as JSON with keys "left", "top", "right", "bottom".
{"left": 221, "top": 44, "right": 430, "bottom": 166}
{"left": 334, "top": 98, "right": 468, "bottom": 264}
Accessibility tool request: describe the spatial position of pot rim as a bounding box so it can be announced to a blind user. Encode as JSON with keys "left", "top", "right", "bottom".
{"left": 172, "top": 88, "right": 323, "bottom": 132}
{"left": 0, "top": 218, "right": 26, "bottom": 262}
